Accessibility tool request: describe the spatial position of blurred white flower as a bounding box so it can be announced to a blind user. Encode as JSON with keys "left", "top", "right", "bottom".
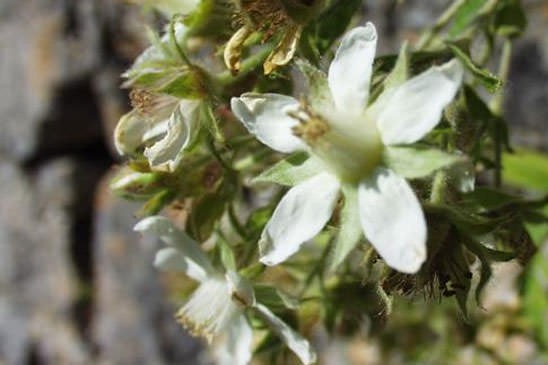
{"left": 135, "top": 216, "right": 317, "bottom": 365}
{"left": 231, "top": 23, "right": 463, "bottom": 273}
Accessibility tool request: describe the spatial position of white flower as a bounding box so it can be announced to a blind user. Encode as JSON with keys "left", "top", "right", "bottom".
{"left": 231, "top": 23, "right": 464, "bottom": 273}
{"left": 115, "top": 95, "right": 201, "bottom": 172}
{"left": 135, "top": 216, "right": 317, "bottom": 365}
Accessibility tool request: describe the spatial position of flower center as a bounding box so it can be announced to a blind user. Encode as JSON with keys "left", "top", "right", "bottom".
{"left": 290, "top": 98, "right": 383, "bottom": 183}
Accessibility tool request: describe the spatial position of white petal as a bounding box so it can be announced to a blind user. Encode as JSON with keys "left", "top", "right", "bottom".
{"left": 259, "top": 173, "right": 340, "bottom": 265}
{"left": 231, "top": 93, "right": 306, "bottom": 153}
{"left": 328, "top": 23, "right": 377, "bottom": 116}
{"left": 214, "top": 314, "right": 253, "bottom": 365}
{"left": 225, "top": 271, "right": 256, "bottom": 307}
{"left": 144, "top": 100, "right": 201, "bottom": 172}
{"left": 114, "top": 110, "right": 160, "bottom": 156}
{"left": 154, "top": 247, "right": 209, "bottom": 282}
{"left": 358, "top": 168, "right": 426, "bottom": 273}
{"left": 375, "top": 59, "right": 463, "bottom": 145}
{"left": 177, "top": 277, "right": 240, "bottom": 340}
{"left": 135, "top": 216, "right": 215, "bottom": 280}
{"left": 254, "top": 303, "right": 317, "bottom": 365}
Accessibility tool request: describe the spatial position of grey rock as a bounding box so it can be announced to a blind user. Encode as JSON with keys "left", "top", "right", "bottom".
{"left": 0, "top": 159, "right": 90, "bottom": 365}
{"left": 0, "top": 0, "right": 102, "bottom": 160}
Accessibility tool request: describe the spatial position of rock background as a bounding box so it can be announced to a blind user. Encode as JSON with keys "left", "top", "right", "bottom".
{"left": 0, "top": 0, "right": 546, "bottom": 364}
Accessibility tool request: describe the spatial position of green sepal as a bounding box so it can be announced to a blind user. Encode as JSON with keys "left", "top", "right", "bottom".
{"left": 252, "top": 153, "right": 323, "bottom": 186}
{"left": 383, "top": 146, "right": 465, "bottom": 179}
{"left": 448, "top": 44, "right": 502, "bottom": 93}
{"left": 140, "top": 189, "right": 178, "bottom": 216}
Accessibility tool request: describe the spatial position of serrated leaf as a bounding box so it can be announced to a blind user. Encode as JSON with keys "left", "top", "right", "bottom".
{"left": 253, "top": 153, "right": 324, "bottom": 186}
{"left": 383, "top": 146, "right": 464, "bottom": 179}
{"left": 448, "top": 44, "right": 502, "bottom": 93}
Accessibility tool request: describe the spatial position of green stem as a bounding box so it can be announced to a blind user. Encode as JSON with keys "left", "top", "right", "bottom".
{"left": 169, "top": 16, "right": 192, "bottom": 66}
{"left": 490, "top": 39, "right": 513, "bottom": 187}
{"left": 416, "top": 0, "right": 466, "bottom": 50}
{"left": 214, "top": 46, "right": 273, "bottom": 87}
{"left": 228, "top": 203, "right": 249, "bottom": 240}
{"left": 430, "top": 170, "right": 447, "bottom": 205}
{"left": 490, "top": 39, "right": 513, "bottom": 116}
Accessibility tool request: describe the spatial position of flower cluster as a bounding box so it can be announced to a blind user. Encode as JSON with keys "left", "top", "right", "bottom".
{"left": 111, "top": 0, "right": 540, "bottom": 364}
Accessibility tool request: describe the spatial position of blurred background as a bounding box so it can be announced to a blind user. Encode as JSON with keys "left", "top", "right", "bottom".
{"left": 0, "top": 0, "right": 547, "bottom": 364}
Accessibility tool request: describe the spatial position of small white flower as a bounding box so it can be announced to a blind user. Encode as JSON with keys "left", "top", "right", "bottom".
{"left": 135, "top": 216, "right": 317, "bottom": 365}
{"left": 115, "top": 95, "right": 201, "bottom": 172}
{"left": 231, "top": 23, "right": 463, "bottom": 273}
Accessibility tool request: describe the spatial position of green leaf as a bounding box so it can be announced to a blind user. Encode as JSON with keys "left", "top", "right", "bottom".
{"left": 449, "top": 0, "right": 485, "bottom": 38}
{"left": 493, "top": 0, "right": 527, "bottom": 38}
{"left": 300, "top": 0, "right": 361, "bottom": 62}
{"left": 503, "top": 149, "right": 548, "bottom": 193}
{"left": 327, "top": 185, "right": 362, "bottom": 272}
{"left": 461, "top": 187, "right": 519, "bottom": 212}
{"left": 140, "top": 189, "right": 177, "bottom": 216}
{"left": 253, "top": 285, "right": 299, "bottom": 312}
{"left": 110, "top": 169, "right": 165, "bottom": 201}
{"left": 426, "top": 203, "right": 513, "bottom": 236}
{"left": 253, "top": 153, "right": 324, "bottom": 186}
{"left": 460, "top": 233, "right": 513, "bottom": 303}
{"left": 188, "top": 185, "right": 230, "bottom": 241}
{"left": 383, "top": 42, "right": 409, "bottom": 90}
{"left": 523, "top": 253, "right": 548, "bottom": 347}
{"left": 217, "top": 233, "right": 236, "bottom": 271}
{"left": 448, "top": 44, "right": 503, "bottom": 93}
{"left": 383, "top": 146, "right": 465, "bottom": 179}
{"left": 444, "top": 85, "right": 493, "bottom": 152}
{"left": 154, "top": 69, "right": 203, "bottom": 98}
{"left": 184, "top": 0, "right": 232, "bottom": 37}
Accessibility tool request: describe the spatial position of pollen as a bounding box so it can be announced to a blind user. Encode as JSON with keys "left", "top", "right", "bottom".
{"left": 289, "top": 97, "right": 330, "bottom": 144}
{"left": 130, "top": 88, "right": 156, "bottom": 115}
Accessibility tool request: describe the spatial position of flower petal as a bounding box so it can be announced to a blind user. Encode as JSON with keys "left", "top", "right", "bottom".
{"left": 144, "top": 100, "right": 201, "bottom": 172}
{"left": 264, "top": 25, "right": 303, "bottom": 75}
{"left": 254, "top": 303, "right": 317, "bottom": 365}
{"left": 259, "top": 172, "right": 340, "bottom": 266}
{"left": 135, "top": 216, "right": 215, "bottom": 280}
{"left": 214, "top": 314, "right": 253, "bottom": 365}
{"left": 375, "top": 59, "right": 463, "bottom": 145}
{"left": 177, "top": 277, "right": 240, "bottom": 339}
{"left": 231, "top": 93, "right": 306, "bottom": 153}
{"left": 224, "top": 26, "right": 252, "bottom": 75}
{"left": 328, "top": 23, "right": 377, "bottom": 115}
{"left": 154, "top": 247, "right": 209, "bottom": 282}
{"left": 114, "top": 110, "right": 162, "bottom": 156}
{"left": 358, "top": 168, "right": 426, "bottom": 273}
